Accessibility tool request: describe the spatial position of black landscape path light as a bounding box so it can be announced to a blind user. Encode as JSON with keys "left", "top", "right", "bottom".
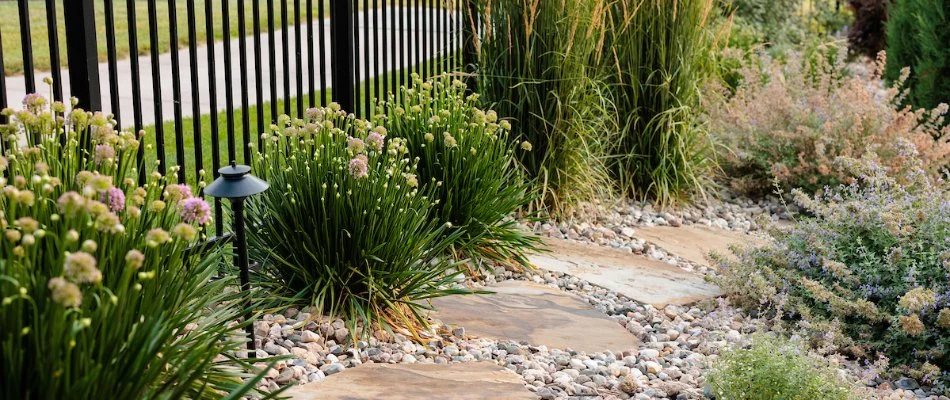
{"left": 205, "top": 161, "right": 269, "bottom": 352}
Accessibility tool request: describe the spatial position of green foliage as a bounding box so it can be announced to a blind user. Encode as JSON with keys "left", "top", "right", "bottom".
{"left": 724, "top": 0, "right": 803, "bottom": 45}
{"left": 600, "top": 0, "right": 718, "bottom": 205}
{"left": 248, "top": 105, "right": 468, "bottom": 337}
{"left": 704, "top": 47, "right": 950, "bottom": 195}
{"left": 474, "top": 0, "right": 614, "bottom": 215}
{"left": 0, "top": 95, "right": 270, "bottom": 399}
{"left": 884, "top": 0, "right": 950, "bottom": 110}
{"left": 381, "top": 75, "right": 539, "bottom": 269}
{"left": 716, "top": 153, "right": 950, "bottom": 373}
{"left": 707, "top": 335, "right": 858, "bottom": 400}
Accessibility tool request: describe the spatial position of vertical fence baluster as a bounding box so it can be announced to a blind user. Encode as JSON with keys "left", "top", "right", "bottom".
{"left": 168, "top": 0, "right": 186, "bottom": 182}
{"left": 221, "top": 0, "right": 237, "bottom": 165}
{"left": 353, "top": 0, "right": 361, "bottom": 116}
{"left": 254, "top": 0, "right": 265, "bottom": 149}
{"left": 319, "top": 1, "right": 328, "bottom": 106}
{"left": 204, "top": 0, "right": 224, "bottom": 236}
{"left": 0, "top": 28, "right": 7, "bottom": 132}
{"left": 294, "top": 0, "right": 304, "bottom": 117}
{"left": 127, "top": 0, "right": 146, "bottom": 184}
{"left": 186, "top": 0, "right": 203, "bottom": 185}
{"left": 398, "top": 0, "right": 405, "bottom": 95}
{"left": 146, "top": 0, "right": 166, "bottom": 175}
{"left": 306, "top": 0, "right": 316, "bottom": 108}
{"left": 329, "top": 0, "right": 355, "bottom": 113}
{"left": 390, "top": 1, "right": 398, "bottom": 101}
{"left": 281, "top": 0, "right": 291, "bottom": 116}
{"left": 62, "top": 0, "right": 102, "bottom": 114}
{"left": 381, "top": 0, "right": 388, "bottom": 103}
{"left": 238, "top": 0, "right": 252, "bottom": 164}
{"left": 268, "top": 0, "right": 278, "bottom": 125}
{"left": 17, "top": 0, "right": 35, "bottom": 95}
{"left": 374, "top": 0, "right": 381, "bottom": 107}
{"left": 251, "top": 0, "right": 273, "bottom": 151}
{"left": 462, "top": 0, "right": 476, "bottom": 88}
{"left": 363, "top": 0, "right": 370, "bottom": 116}
{"left": 104, "top": 0, "right": 122, "bottom": 129}
{"left": 44, "top": 0, "right": 62, "bottom": 102}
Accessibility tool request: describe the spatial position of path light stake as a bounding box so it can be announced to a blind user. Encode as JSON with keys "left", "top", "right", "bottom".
{"left": 205, "top": 162, "right": 269, "bottom": 353}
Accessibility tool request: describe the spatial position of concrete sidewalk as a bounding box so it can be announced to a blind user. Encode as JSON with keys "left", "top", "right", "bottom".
{"left": 3, "top": 7, "right": 460, "bottom": 127}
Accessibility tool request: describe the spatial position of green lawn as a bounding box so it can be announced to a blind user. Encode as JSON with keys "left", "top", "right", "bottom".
{"left": 0, "top": 0, "right": 428, "bottom": 76}
{"left": 141, "top": 59, "right": 449, "bottom": 186}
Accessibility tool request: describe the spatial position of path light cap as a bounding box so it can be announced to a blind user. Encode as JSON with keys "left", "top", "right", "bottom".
{"left": 204, "top": 161, "right": 269, "bottom": 199}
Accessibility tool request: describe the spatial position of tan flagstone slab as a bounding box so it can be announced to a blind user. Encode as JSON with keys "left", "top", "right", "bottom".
{"left": 286, "top": 362, "right": 535, "bottom": 400}
{"left": 635, "top": 225, "right": 767, "bottom": 266}
{"left": 430, "top": 280, "right": 637, "bottom": 354}
{"left": 530, "top": 237, "right": 722, "bottom": 307}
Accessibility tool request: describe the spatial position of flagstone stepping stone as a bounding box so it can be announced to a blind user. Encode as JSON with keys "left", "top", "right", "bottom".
{"left": 530, "top": 238, "right": 722, "bottom": 307}
{"left": 430, "top": 280, "right": 637, "bottom": 353}
{"left": 286, "top": 362, "right": 535, "bottom": 400}
{"left": 635, "top": 225, "right": 767, "bottom": 266}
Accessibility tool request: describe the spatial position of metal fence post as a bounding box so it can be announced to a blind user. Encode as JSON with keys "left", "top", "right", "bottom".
{"left": 461, "top": 0, "right": 478, "bottom": 92}
{"left": 63, "top": 0, "right": 102, "bottom": 111}
{"left": 329, "top": 0, "right": 355, "bottom": 113}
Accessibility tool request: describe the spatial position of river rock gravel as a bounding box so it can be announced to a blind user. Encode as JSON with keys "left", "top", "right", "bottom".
{"left": 244, "top": 263, "right": 946, "bottom": 399}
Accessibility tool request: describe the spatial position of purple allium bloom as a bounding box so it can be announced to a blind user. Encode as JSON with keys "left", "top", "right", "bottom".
{"left": 366, "top": 132, "right": 385, "bottom": 152}
{"left": 100, "top": 186, "right": 126, "bottom": 212}
{"left": 165, "top": 183, "right": 193, "bottom": 205}
{"left": 180, "top": 197, "right": 211, "bottom": 225}
{"left": 22, "top": 93, "right": 46, "bottom": 112}
{"left": 94, "top": 144, "right": 116, "bottom": 165}
{"left": 348, "top": 154, "right": 369, "bottom": 179}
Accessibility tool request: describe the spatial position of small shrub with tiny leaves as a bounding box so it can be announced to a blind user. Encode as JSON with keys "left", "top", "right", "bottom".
{"left": 380, "top": 75, "right": 538, "bottom": 269}
{"left": 248, "top": 105, "right": 469, "bottom": 337}
{"left": 716, "top": 151, "right": 950, "bottom": 378}
{"left": 707, "top": 334, "right": 859, "bottom": 400}
{"left": 705, "top": 49, "right": 950, "bottom": 196}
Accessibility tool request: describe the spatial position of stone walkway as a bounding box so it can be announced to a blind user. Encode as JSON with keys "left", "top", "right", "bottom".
{"left": 286, "top": 362, "right": 536, "bottom": 400}
{"left": 4, "top": 8, "right": 459, "bottom": 127}
{"left": 287, "top": 225, "right": 758, "bottom": 399}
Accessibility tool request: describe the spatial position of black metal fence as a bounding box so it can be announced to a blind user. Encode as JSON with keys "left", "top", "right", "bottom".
{"left": 0, "top": 0, "right": 476, "bottom": 237}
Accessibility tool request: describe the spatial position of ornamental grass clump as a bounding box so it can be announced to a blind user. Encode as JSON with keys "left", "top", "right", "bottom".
{"left": 705, "top": 50, "right": 950, "bottom": 196}
{"left": 380, "top": 75, "right": 538, "bottom": 269}
{"left": 0, "top": 95, "right": 270, "bottom": 399}
{"left": 716, "top": 148, "right": 950, "bottom": 376}
{"left": 475, "top": 0, "right": 614, "bottom": 214}
{"left": 248, "top": 105, "right": 468, "bottom": 337}
{"left": 599, "top": 0, "right": 718, "bottom": 205}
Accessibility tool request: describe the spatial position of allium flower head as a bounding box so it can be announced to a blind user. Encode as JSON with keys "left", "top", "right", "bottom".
{"left": 146, "top": 228, "right": 172, "bottom": 247}
{"left": 57, "top": 191, "right": 87, "bottom": 217}
{"left": 306, "top": 107, "right": 325, "bottom": 121}
{"left": 64, "top": 252, "right": 102, "bottom": 284}
{"left": 15, "top": 217, "right": 39, "bottom": 233}
{"left": 424, "top": 132, "right": 434, "bottom": 143}
{"left": 125, "top": 249, "right": 145, "bottom": 269}
{"left": 180, "top": 197, "right": 211, "bottom": 225}
{"left": 164, "top": 183, "right": 193, "bottom": 205}
{"left": 443, "top": 132, "right": 457, "bottom": 148}
{"left": 499, "top": 120, "right": 511, "bottom": 131}
{"left": 521, "top": 141, "right": 533, "bottom": 151}
{"left": 48, "top": 277, "right": 82, "bottom": 308}
{"left": 366, "top": 132, "right": 385, "bottom": 151}
{"left": 347, "top": 136, "right": 366, "bottom": 154}
{"left": 23, "top": 93, "right": 47, "bottom": 112}
{"left": 94, "top": 144, "right": 116, "bottom": 165}
{"left": 0, "top": 156, "right": 7, "bottom": 172}
{"left": 89, "top": 175, "right": 112, "bottom": 192}
{"left": 100, "top": 186, "right": 126, "bottom": 212}
{"left": 348, "top": 155, "right": 369, "bottom": 179}
{"left": 403, "top": 173, "right": 418, "bottom": 188}
{"left": 172, "top": 223, "right": 198, "bottom": 242}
